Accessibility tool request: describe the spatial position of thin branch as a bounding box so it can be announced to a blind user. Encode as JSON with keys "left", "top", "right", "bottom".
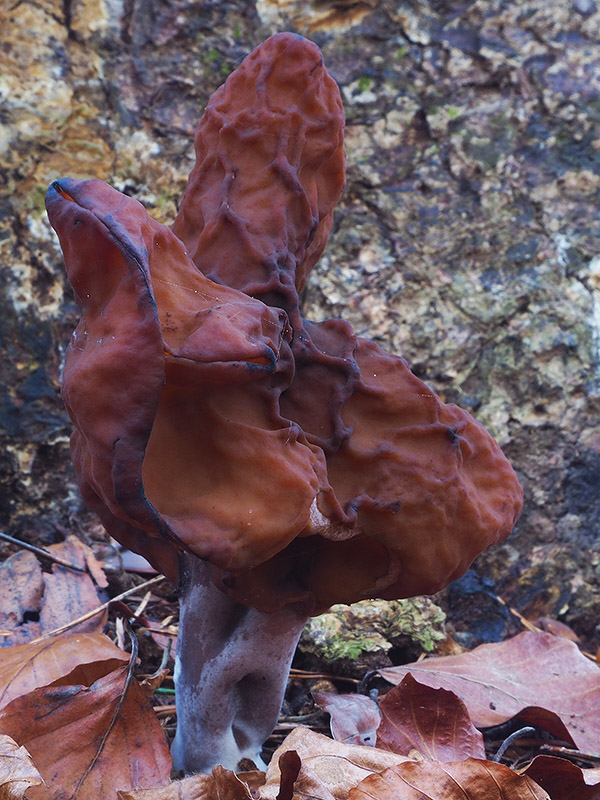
{"left": 494, "top": 593, "right": 596, "bottom": 661}
{"left": 492, "top": 726, "right": 536, "bottom": 762}
{"left": 290, "top": 668, "right": 359, "bottom": 684}
{"left": 155, "top": 638, "right": 172, "bottom": 675}
{"left": 140, "top": 626, "right": 178, "bottom": 636}
{"left": 0, "top": 531, "right": 86, "bottom": 573}
{"left": 133, "top": 589, "right": 153, "bottom": 618}
{"left": 27, "top": 575, "right": 166, "bottom": 644}
{"left": 540, "top": 744, "right": 600, "bottom": 764}
{"left": 153, "top": 704, "right": 177, "bottom": 719}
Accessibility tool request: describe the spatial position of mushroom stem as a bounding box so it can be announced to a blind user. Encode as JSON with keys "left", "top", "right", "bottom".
{"left": 171, "top": 553, "right": 309, "bottom": 774}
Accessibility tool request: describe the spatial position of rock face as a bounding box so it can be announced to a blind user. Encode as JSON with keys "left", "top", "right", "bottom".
{"left": 2, "top": 0, "right": 599, "bottom": 642}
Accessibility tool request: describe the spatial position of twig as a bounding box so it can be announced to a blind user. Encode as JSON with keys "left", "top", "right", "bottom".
{"left": 141, "top": 626, "right": 178, "bottom": 636}
{"left": 139, "top": 639, "right": 173, "bottom": 695}
{"left": 115, "top": 616, "right": 127, "bottom": 650}
{"left": 278, "top": 711, "right": 324, "bottom": 724}
{"left": 27, "top": 575, "right": 165, "bottom": 644}
{"left": 492, "top": 726, "right": 536, "bottom": 762}
{"left": 133, "top": 589, "right": 153, "bottom": 618}
{"left": 153, "top": 704, "right": 177, "bottom": 719}
{"left": 494, "top": 594, "right": 542, "bottom": 633}
{"left": 494, "top": 593, "right": 596, "bottom": 661}
{"left": 273, "top": 723, "right": 330, "bottom": 732}
{"left": 540, "top": 744, "right": 600, "bottom": 764}
{"left": 73, "top": 620, "right": 139, "bottom": 798}
{"left": 0, "top": 531, "right": 86, "bottom": 573}
{"left": 155, "top": 638, "right": 172, "bottom": 674}
{"left": 290, "top": 668, "right": 359, "bottom": 684}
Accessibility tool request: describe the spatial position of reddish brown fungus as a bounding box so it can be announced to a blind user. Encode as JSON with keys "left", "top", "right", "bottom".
{"left": 47, "top": 32, "right": 523, "bottom": 774}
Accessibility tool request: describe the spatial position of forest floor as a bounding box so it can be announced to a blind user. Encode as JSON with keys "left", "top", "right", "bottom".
{"left": 1, "top": 529, "right": 600, "bottom": 800}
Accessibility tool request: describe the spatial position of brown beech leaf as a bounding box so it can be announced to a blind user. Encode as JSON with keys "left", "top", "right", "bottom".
{"left": 260, "top": 727, "right": 411, "bottom": 800}
{"left": 589, "top": 768, "right": 600, "bottom": 785}
{"left": 0, "top": 551, "right": 44, "bottom": 645}
{"left": 534, "top": 618, "right": 579, "bottom": 643}
{"left": 38, "top": 537, "right": 108, "bottom": 634}
{"left": 236, "top": 770, "right": 266, "bottom": 795}
{"left": 524, "top": 755, "right": 600, "bottom": 799}
{"left": 0, "top": 631, "right": 129, "bottom": 710}
{"left": 0, "top": 665, "right": 171, "bottom": 799}
{"left": 117, "top": 765, "right": 257, "bottom": 799}
{"left": 379, "top": 631, "right": 600, "bottom": 752}
{"left": 349, "top": 758, "right": 550, "bottom": 800}
{"left": 276, "top": 749, "right": 339, "bottom": 800}
{"left": 117, "top": 776, "right": 215, "bottom": 799}
{"left": 208, "top": 766, "right": 255, "bottom": 800}
{"left": 139, "top": 667, "right": 169, "bottom": 696}
{"left": 313, "top": 692, "right": 381, "bottom": 746}
{"left": 0, "top": 537, "right": 107, "bottom": 647}
{"left": 83, "top": 543, "right": 110, "bottom": 589}
{"left": 377, "top": 673, "right": 485, "bottom": 760}
{"left": 0, "top": 733, "right": 44, "bottom": 799}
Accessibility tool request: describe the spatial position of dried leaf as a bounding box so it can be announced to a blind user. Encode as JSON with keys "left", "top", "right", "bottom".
{"left": 39, "top": 539, "right": 107, "bottom": 636}
{"left": 313, "top": 692, "right": 380, "bottom": 746}
{"left": 206, "top": 767, "right": 255, "bottom": 800}
{"left": 117, "top": 775, "right": 215, "bottom": 799}
{"left": 535, "top": 618, "right": 579, "bottom": 643}
{"left": 377, "top": 674, "right": 485, "bottom": 761}
{"left": 260, "top": 727, "right": 411, "bottom": 800}
{"left": 236, "top": 770, "right": 266, "bottom": 795}
{"left": 349, "top": 758, "right": 550, "bottom": 800}
{"left": 0, "top": 632, "right": 129, "bottom": 710}
{"left": 117, "top": 765, "right": 255, "bottom": 799}
{"left": 0, "top": 538, "right": 108, "bottom": 647}
{"left": 0, "top": 734, "right": 44, "bottom": 799}
{"left": 276, "top": 750, "right": 336, "bottom": 800}
{"left": 588, "top": 769, "right": 600, "bottom": 786}
{"left": 83, "top": 544, "right": 110, "bottom": 589}
{"left": 140, "top": 668, "right": 169, "bottom": 695}
{"left": 119, "top": 549, "right": 158, "bottom": 575}
{"left": 379, "top": 631, "right": 600, "bottom": 752}
{"left": 0, "top": 551, "right": 44, "bottom": 645}
{"left": 524, "top": 755, "right": 600, "bottom": 799}
{"left": 0, "top": 665, "right": 172, "bottom": 799}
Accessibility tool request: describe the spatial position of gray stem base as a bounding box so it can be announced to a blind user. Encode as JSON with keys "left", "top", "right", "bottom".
{"left": 171, "top": 553, "right": 308, "bottom": 774}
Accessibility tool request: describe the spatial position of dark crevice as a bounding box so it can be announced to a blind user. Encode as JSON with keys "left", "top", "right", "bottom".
{"left": 62, "top": 0, "right": 74, "bottom": 38}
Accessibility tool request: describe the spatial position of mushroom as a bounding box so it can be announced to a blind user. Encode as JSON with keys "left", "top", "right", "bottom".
{"left": 46, "top": 33, "right": 523, "bottom": 775}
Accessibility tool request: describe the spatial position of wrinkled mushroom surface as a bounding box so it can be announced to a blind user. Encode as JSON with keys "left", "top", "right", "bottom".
{"left": 48, "top": 32, "right": 524, "bottom": 774}
{"left": 173, "top": 32, "right": 345, "bottom": 311}
{"left": 46, "top": 176, "right": 327, "bottom": 586}
{"left": 48, "top": 32, "right": 523, "bottom": 618}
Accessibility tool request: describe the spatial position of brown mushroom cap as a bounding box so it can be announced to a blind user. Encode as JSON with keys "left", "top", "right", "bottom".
{"left": 49, "top": 33, "right": 523, "bottom": 615}
{"left": 173, "top": 32, "right": 345, "bottom": 312}
{"left": 215, "top": 336, "right": 523, "bottom": 614}
{"left": 46, "top": 177, "right": 327, "bottom": 583}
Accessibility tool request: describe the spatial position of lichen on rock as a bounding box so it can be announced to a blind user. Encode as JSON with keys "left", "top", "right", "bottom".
{"left": 299, "top": 598, "right": 446, "bottom": 673}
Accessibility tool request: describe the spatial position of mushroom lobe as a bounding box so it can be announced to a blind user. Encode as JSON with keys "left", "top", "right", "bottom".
{"left": 49, "top": 34, "right": 523, "bottom": 613}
